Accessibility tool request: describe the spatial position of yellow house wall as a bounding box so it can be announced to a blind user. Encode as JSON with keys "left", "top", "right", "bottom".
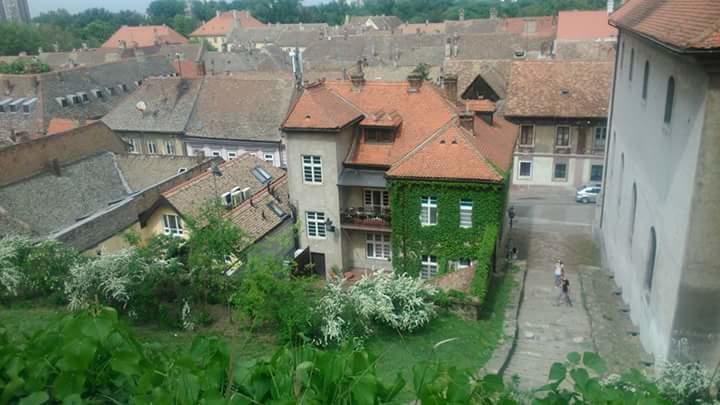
{"left": 83, "top": 222, "right": 142, "bottom": 256}
{"left": 142, "top": 205, "right": 191, "bottom": 242}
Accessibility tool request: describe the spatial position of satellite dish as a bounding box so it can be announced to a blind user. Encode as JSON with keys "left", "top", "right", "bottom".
{"left": 135, "top": 101, "right": 147, "bottom": 112}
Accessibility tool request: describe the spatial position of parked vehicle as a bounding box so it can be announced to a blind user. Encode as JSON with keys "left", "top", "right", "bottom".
{"left": 576, "top": 184, "right": 602, "bottom": 203}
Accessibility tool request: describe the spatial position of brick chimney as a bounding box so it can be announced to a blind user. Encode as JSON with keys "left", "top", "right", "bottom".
{"left": 407, "top": 73, "right": 423, "bottom": 93}
{"left": 442, "top": 73, "right": 458, "bottom": 103}
{"left": 350, "top": 60, "right": 365, "bottom": 91}
{"left": 459, "top": 111, "right": 474, "bottom": 132}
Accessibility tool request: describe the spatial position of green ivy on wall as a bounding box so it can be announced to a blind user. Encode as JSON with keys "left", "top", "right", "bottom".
{"left": 388, "top": 179, "right": 506, "bottom": 300}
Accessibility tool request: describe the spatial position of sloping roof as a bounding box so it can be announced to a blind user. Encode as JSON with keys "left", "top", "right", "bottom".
{"left": 501, "top": 16, "right": 557, "bottom": 36}
{"left": 191, "top": 10, "right": 264, "bottom": 37}
{"left": 557, "top": 10, "right": 617, "bottom": 40}
{"left": 202, "top": 48, "right": 291, "bottom": 74}
{"left": 185, "top": 76, "right": 294, "bottom": 142}
{"left": 101, "top": 78, "right": 202, "bottom": 133}
{"left": 47, "top": 118, "right": 82, "bottom": 135}
{"left": 387, "top": 123, "right": 503, "bottom": 182}
{"left": 102, "top": 25, "right": 188, "bottom": 48}
{"left": 609, "top": 0, "right": 720, "bottom": 50}
{"left": 283, "top": 83, "right": 364, "bottom": 130}
{"left": 347, "top": 15, "right": 403, "bottom": 31}
{"left": 163, "top": 154, "right": 284, "bottom": 218}
{"left": 225, "top": 176, "right": 290, "bottom": 245}
{"left": 444, "top": 59, "right": 511, "bottom": 101}
{"left": 114, "top": 154, "right": 204, "bottom": 190}
{"left": 470, "top": 114, "right": 517, "bottom": 173}
{"left": 504, "top": 61, "right": 613, "bottom": 118}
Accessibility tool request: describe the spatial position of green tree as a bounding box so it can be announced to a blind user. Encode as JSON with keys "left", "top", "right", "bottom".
{"left": 147, "top": 0, "right": 187, "bottom": 25}
{"left": 171, "top": 15, "right": 198, "bottom": 36}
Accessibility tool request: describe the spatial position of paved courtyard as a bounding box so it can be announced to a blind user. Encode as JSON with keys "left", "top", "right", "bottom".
{"left": 502, "top": 186, "right": 647, "bottom": 389}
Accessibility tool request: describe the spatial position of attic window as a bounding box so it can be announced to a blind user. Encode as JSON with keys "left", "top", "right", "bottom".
{"left": 106, "top": 87, "right": 116, "bottom": 96}
{"left": 22, "top": 98, "right": 37, "bottom": 114}
{"left": 78, "top": 92, "right": 89, "bottom": 103}
{"left": 177, "top": 167, "right": 187, "bottom": 174}
{"left": 135, "top": 80, "right": 143, "bottom": 87}
{"left": 364, "top": 128, "right": 395, "bottom": 143}
{"left": 0, "top": 98, "right": 12, "bottom": 112}
{"left": 68, "top": 94, "right": 81, "bottom": 105}
{"left": 118, "top": 83, "right": 128, "bottom": 92}
{"left": 9, "top": 98, "right": 26, "bottom": 113}
{"left": 92, "top": 89, "right": 104, "bottom": 99}
{"left": 560, "top": 89, "right": 570, "bottom": 95}
{"left": 267, "top": 202, "right": 287, "bottom": 218}
{"left": 513, "top": 49, "right": 526, "bottom": 58}
{"left": 252, "top": 166, "right": 273, "bottom": 184}
{"left": 55, "top": 97, "right": 68, "bottom": 107}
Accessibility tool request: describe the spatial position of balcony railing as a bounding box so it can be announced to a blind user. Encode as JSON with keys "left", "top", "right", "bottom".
{"left": 341, "top": 206, "right": 391, "bottom": 229}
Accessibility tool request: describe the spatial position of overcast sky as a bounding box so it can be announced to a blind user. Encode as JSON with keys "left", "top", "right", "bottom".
{"left": 29, "top": 0, "right": 325, "bottom": 16}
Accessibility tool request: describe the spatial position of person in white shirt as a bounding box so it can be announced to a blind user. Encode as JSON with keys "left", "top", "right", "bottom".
{"left": 554, "top": 260, "right": 563, "bottom": 287}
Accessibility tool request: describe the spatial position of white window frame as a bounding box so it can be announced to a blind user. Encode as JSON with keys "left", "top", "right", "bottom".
{"left": 519, "top": 125, "right": 534, "bottom": 146}
{"left": 420, "top": 196, "right": 437, "bottom": 226}
{"left": 302, "top": 155, "right": 323, "bottom": 184}
{"left": 227, "top": 152, "right": 237, "bottom": 160}
{"left": 420, "top": 255, "right": 438, "bottom": 279}
{"left": 127, "top": 138, "right": 138, "bottom": 154}
{"left": 364, "top": 189, "right": 389, "bottom": 210}
{"left": 555, "top": 126, "right": 571, "bottom": 147}
{"left": 518, "top": 160, "right": 532, "bottom": 179}
{"left": 147, "top": 141, "right": 158, "bottom": 154}
{"left": 306, "top": 211, "right": 327, "bottom": 239}
{"left": 164, "top": 141, "right": 176, "bottom": 155}
{"left": 263, "top": 152, "right": 274, "bottom": 162}
{"left": 459, "top": 199, "right": 473, "bottom": 228}
{"left": 449, "top": 258, "right": 473, "bottom": 271}
{"left": 211, "top": 151, "right": 221, "bottom": 157}
{"left": 366, "top": 232, "right": 391, "bottom": 260}
{"left": 593, "top": 127, "right": 607, "bottom": 149}
{"left": 162, "top": 214, "right": 183, "bottom": 236}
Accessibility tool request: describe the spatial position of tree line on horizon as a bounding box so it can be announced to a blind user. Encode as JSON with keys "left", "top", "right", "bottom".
{"left": 0, "top": 0, "right": 606, "bottom": 57}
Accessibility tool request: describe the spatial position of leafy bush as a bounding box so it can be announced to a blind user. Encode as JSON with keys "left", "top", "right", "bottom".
{"left": 230, "top": 256, "right": 319, "bottom": 344}
{"left": 314, "top": 273, "right": 437, "bottom": 347}
{"left": 656, "top": 361, "right": 719, "bottom": 405}
{"left": 0, "top": 236, "right": 81, "bottom": 302}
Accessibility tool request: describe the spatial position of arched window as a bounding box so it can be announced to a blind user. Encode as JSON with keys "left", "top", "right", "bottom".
{"left": 629, "top": 49, "right": 635, "bottom": 81}
{"left": 664, "top": 76, "right": 675, "bottom": 124}
{"left": 642, "top": 61, "right": 650, "bottom": 100}
{"left": 629, "top": 183, "right": 637, "bottom": 245}
{"left": 646, "top": 227, "right": 657, "bottom": 291}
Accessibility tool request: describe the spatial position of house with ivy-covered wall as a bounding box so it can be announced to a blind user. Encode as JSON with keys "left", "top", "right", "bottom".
{"left": 281, "top": 67, "right": 517, "bottom": 298}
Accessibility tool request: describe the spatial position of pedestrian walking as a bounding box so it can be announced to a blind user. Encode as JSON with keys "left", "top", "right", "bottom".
{"left": 561, "top": 277, "right": 572, "bottom": 306}
{"left": 554, "top": 260, "right": 563, "bottom": 287}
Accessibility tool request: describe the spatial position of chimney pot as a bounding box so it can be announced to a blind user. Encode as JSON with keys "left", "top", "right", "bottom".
{"left": 407, "top": 73, "right": 423, "bottom": 93}
{"left": 442, "top": 73, "right": 458, "bottom": 103}
{"left": 459, "top": 111, "right": 474, "bottom": 132}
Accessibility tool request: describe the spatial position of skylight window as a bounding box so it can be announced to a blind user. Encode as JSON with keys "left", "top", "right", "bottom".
{"left": 252, "top": 166, "right": 273, "bottom": 184}
{"left": 267, "top": 202, "right": 287, "bottom": 218}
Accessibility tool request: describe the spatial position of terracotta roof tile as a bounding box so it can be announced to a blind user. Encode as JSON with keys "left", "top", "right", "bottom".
{"left": 283, "top": 83, "right": 364, "bottom": 130}
{"left": 387, "top": 123, "right": 503, "bottom": 182}
{"left": 470, "top": 114, "right": 517, "bottom": 173}
{"left": 324, "top": 81, "right": 458, "bottom": 167}
{"left": 505, "top": 61, "right": 613, "bottom": 118}
{"left": 191, "top": 11, "right": 264, "bottom": 37}
{"left": 102, "top": 25, "right": 188, "bottom": 48}
{"left": 610, "top": 0, "right": 720, "bottom": 50}
{"left": 501, "top": 16, "right": 558, "bottom": 37}
{"left": 225, "top": 177, "right": 290, "bottom": 245}
{"left": 557, "top": 10, "right": 617, "bottom": 40}
{"left": 465, "top": 100, "right": 496, "bottom": 112}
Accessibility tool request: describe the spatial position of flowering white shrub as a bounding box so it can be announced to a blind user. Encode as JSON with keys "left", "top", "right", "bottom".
{"left": 0, "top": 236, "right": 32, "bottom": 297}
{"left": 313, "top": 272, "right": 437, "bottom": 347}
{"left": 656, "top": 361, "right": 720, "bottom": 405}
{"left": 351, "top": 272, "right": 437, "bottom": 332}
{"left": 65, "top": 249, "right": 147, "bottom": 311}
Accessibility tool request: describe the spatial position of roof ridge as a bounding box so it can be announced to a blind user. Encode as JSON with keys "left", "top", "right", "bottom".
{"left": 226, "top": 175, "right": 287, "bottom": 216}
{"left": 457, "top": 126, "right": 504, "bottom": 179}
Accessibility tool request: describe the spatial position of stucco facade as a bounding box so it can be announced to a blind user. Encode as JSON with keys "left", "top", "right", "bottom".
{"left": 512, "top": 121, "right": 606, "bottom": 187}
{"left": 600, "top": 30, "right": 720, "bottom": 366}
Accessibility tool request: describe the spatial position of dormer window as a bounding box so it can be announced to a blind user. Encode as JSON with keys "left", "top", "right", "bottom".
{"left": 360, "top": 109, "right": 401, "bottom": 144}
{"left": 364, "top": 128, "right": 395, "bottom": 143}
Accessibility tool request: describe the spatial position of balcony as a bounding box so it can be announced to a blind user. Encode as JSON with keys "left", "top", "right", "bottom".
{"left": 341, "top": 206, "right": 391, "bottom": 231}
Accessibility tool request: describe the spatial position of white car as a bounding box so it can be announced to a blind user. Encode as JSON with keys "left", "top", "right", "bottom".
{"left": 576, "top": 184, "right": 602, "bottom": 204}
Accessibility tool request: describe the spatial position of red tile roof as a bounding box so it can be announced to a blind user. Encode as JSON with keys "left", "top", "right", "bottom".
{"left": 282, "top": 83, "right": 364, "bottom": 130}
{"left": 101, "top": 25, "right": 188, "bottom": 48}
{"left": 470, "top": 115, "right": 517, "bottom": 173}
{"left": 359, "top": 110, "right": 402, "bottom": 128}
{"left": 190, "top": 10, "right": 264, "bottom": 37}
{"left": 557, "top": 10, "right": 617, "bottom": 40}
{"left": 505, "top": 61, "right": 613, "bottom": 118}
{"left": 502, "top": 16, "right": 557, "bottom": 37}
{"left": 610, "top": 0, "right": 720, "bottom": 50}
{"left": 387, "top": 123, "right": 503, "bottom": 182}
{"left": 46, "top": 118, "right": 96, "bottom": 136}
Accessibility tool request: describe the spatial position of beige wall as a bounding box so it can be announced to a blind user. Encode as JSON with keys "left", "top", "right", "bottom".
{"left": 84, "top": 222, "right": 142, "bottom": 256}
{"left": 121, "top": 132, "right": 186, "bottom": 156}
{"left": 341, "top": 229, "right": 393, "bottom": 272}
{"left": 142, "top": 205, "right": 190, "bottom": 241}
